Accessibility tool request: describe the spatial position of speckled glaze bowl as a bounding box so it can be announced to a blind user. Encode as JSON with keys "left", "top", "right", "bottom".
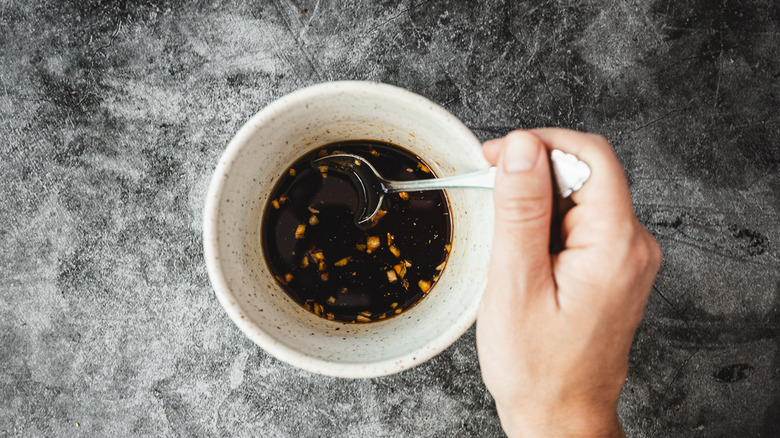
{"left": 203, "top": 81, "right": 493, "bottom": 378}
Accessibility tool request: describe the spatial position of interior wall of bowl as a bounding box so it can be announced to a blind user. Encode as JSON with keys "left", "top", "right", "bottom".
{"left": 214, "top": 88, "right": 493, "bottom": 365}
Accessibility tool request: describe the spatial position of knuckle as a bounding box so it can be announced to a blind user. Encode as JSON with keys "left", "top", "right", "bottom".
{"left": 495, "top": 193, "right": 550, "bottom": 226}
{"left": 606, "top": 220, "right": 637, "bottom": 242}
{"left": 587, "top": 133, "right": 612, "bottom": 148}
{"left": 505, "top": 129, "right": 540, "bottom": 145}
{"left": 632, "top": 239, "right": 652, "bottom": 268}
{"left": 647, "top": 235, "right": 663, "bottom": 270}
{"left": 627, "top": 229, "right": 663, "bottom": 273}
{"left": 585, "top": 134, "right": 620, "bottom": 161}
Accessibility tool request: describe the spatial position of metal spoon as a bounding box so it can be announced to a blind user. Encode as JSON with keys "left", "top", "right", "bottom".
{"left": 312, "top": 149, "right": 591, "bottom": 225}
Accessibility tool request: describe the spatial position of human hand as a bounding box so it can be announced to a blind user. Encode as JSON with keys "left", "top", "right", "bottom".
{"left": 476, "top": 129, "right": 661, "bottom": 438}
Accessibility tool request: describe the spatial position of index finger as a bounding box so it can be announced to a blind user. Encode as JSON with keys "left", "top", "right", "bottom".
{"left": 529, "top": 128, "right": 634, "bottom": 218}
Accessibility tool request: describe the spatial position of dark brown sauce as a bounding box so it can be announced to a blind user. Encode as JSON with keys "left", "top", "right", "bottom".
{"left": 261, "top": 140, "right": 452, "bottom": 323}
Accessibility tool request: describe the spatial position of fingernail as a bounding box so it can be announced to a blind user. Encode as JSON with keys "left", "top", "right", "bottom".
{"left": 503, "top": 135, "right": 539, "bottom": 172}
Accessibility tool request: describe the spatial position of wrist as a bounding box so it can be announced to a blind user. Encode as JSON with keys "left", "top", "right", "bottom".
{"left": 495, "top": 401, "right": 624, "bottom": 438}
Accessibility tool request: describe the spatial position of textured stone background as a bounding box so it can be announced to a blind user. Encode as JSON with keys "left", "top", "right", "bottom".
{"left": 1, "top": 0, "right": 778, "bottom": 436}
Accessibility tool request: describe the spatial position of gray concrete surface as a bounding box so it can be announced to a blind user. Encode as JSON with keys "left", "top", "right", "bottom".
{"left": 1, "top": 0, "right": 778, "bottom": 436}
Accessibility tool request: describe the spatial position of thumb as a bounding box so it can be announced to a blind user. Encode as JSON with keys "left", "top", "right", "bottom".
{"left": 489, "top": 131, "right": 554, "bottom": 295}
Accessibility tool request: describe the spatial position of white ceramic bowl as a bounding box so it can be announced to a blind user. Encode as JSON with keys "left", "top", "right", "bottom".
{"left": 203, "top": 81, "right": 493, "bottom": 378}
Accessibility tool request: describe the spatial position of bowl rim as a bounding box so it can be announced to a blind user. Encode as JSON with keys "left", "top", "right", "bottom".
{"left": 203, "top": 80, "right": 486, "bottom": 378}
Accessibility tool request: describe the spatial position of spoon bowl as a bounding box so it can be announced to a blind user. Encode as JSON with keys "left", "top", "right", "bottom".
{"left": 312, "top": 154, "right": 388, "bottom": 225}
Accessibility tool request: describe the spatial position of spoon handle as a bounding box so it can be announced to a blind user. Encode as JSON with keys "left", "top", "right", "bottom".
{"left": 384, "top": 149, "right": 591, "bottom": 198}
{"left": 386, "top": 167, "right": 496, "bottom": 192}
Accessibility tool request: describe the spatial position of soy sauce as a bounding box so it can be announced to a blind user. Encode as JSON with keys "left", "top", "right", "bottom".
{"left": 261, "top": 141, "right": 452, "bottom": 323}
